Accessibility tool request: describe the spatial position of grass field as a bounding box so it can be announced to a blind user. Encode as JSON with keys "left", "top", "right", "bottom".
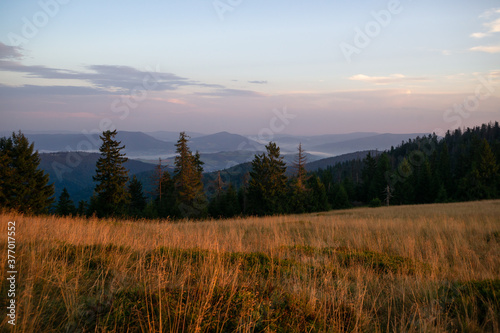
{"left": 1, "top": 200, "right": 500, "bottom": 332}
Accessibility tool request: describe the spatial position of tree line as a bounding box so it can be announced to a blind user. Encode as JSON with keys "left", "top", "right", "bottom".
{"left": 313, "top": 122, "right": 500, "bottom": 208}
{"left": 1, "top": 122, "right": 499, "bottom": 218}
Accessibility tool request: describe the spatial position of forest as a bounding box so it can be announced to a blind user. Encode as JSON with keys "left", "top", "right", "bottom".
{"left": 0, "top": 122, "right": 499, "bottom": 219}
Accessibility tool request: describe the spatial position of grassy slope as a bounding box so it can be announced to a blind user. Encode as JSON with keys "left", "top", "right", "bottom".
{"left": 1, "top": 201, "right": 499, "bottom": 332}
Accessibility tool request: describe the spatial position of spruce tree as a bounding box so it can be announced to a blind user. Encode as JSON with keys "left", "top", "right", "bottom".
{"left": 76, "top": 200, "right": 87, "bottom": 216}
{"left": 128, "top": 176, "right": 146, "bottom": 218}
{"left": 173, "top": 132, "right": 206, "bottom": 218}
{"left": 306, "top": 176, "right": 330, "bottom": 212}
{"left": 415, "top": 159, "right": 434, "bottom": 203}
{"left": 438, "top": 142, "right": 453, "bottom": 195}
{"left": 55, "top": 188, "right": 76, "bottom": 216}
{"left": 156, "top": 170, "right": 178, "bottom": 218}
{"left": 0, "top": 131, "right": 54, "bottom": 214}
{"left": 393, "top": 158, "right": 414, "bottom": 204}
{"left": 361, "top": 152, "right": 378, "bottom": 202}
{"left": 92, "top": 130, "right": 130, "bottom": 217}
{"left": 333, "top": 183, "right": 350, "bottom": 209}
{"left": 477, "top": 139, "right": 499, "bottom": 198}
{"left": 375, "top": 153, "right": 391, "bottom": 201}
{"left": 223, "top": 184, "right": 240, "bottom": 217}
{"left": 293, "top": 143, "right": 309, "bottom": 190}
{"left": 247, "top": 142, "right": 288, "bottom": 215}
{"left": 290, "top": 143, "right": 311, "bottom": 213}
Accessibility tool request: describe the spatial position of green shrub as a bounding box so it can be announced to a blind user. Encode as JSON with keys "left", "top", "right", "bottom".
{"left": 368, "top": 198, "right": 382, "bottom": 207}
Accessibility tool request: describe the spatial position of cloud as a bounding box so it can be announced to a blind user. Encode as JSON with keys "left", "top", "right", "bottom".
{"left": 195, "top": 88, "right": 264, "bottom": 97}
{"left": 470, "top": 8, "right": 500, "bottom": 38}
{"left": 348, "top": 74, "right": 429, "bottom": 85}
{"left": 248, "top": 80, "right": 268, "bottom": 84}
{"left": 485, "top": 17, "right": 500, "bottom": 33}
{"left": 0, "top": 43, "right": 227, "bottom": 96}
{"left": 0, "top": 60, "right": 204, "bottom": 92}
{"left": 0, "top": 84, "right": 112, "bottom": 96}
{"left": 470, "top": 32, "right": 489, "bottom": 39}
{"left": 0, "top": 43, "right": 23, "bottom": 60}
{"left": 470, "top": 45, "right": 500, "bottom": 53}
{"left": 489, "top": 70, "right": 500, "bottom": 77}
{"left": 479, "top": 8, "right": 500, "bottom": 18}
{"left": 166, "top": 98, "right": 188, "bottom": 105}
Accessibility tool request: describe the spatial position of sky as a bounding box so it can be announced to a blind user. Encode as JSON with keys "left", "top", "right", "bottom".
{"left": 0, "top": 0, "right": 499, "bottom": 136}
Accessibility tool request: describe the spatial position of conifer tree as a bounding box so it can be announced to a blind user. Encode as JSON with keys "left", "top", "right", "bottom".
{"left": 208, "top": 182, "right": 240, "bottom": 218}
{"left": 477, "top": 139, "right": 499, "bottom": 198}
{"left": 333, "top": 183, "right": 350, "bottom": 209}
{"left": 415, "top": 159, "right": 434, "bottom": 203}
{"left": 223, "top": 183, "right": 240, "bottom": 217}
{"left": 76, "top": 200, "right": 87, "bottom": 216}
{"left": 0, "top": 131, "right": 54, "bottom": 214}
{"left": 91, "top": 130, "right": 130, "bottom": 217}
{"left": 375, "top": 153, "right": 391, "bottom": 200}
{"left": 290, "top": 143, "right": 311, "bottom": 213}
{"left": 306, "top": 176, "right": 330, "bottom": 212}
{"left": 293, "top": 143, "right": 308, "bottom": 190}
{"left": 55, "top": 188, "right": 76, "bottom": 216}
{"left": 247, "top": 142, "right": 288, "bottom": 215}
{"left": 393, "top": 158, "right": 414, "bottom": 204}
{"left": 156, "top": 170, "right": 178, "bottom": 218}
{"left": 361, "top": 152, "right": 378, "bottom": 202}
{"left": 438, "top": 141, "right": 453, "bottom": 195}
{"left": 128, "top": 175, "right": 146, "bottom": 217}
{"left": 173, "top": 132, "right": 207, "bottom": 218}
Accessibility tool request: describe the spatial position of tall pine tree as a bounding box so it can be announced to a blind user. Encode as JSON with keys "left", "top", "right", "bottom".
{"left": 290, "top": 143, "right": 311, "bottom": 213}
{"left": 173, "top": 132, "right": 207, "bottom": 218}
{"left": 247, "top": 142, "right": 288, "bottom": 215}
{"left": 477, "top": 139, "right": 499, "bottom": 198}
{"left": 91, "top": 130, "right": 130, "bottom": 217}
{"left": 0, "top": 131, "right": 54, "bottom": 214}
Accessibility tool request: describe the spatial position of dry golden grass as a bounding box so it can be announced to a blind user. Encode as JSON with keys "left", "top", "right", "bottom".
{"left": 1, "top": 200, "right": 499, "bottom": 332}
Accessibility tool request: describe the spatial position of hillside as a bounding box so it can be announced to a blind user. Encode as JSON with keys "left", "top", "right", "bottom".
{"left": 310, "top": 133, "right": 428, "bottom": 155}
{"left": 39, "top": 152, "right": 158, "bottom": 203}
{"left": 305, "top": 150, "right": 378, "bottom": 171}
{"left": 271, "top": 132, "right": 379, "bottom": 151}
{"left": 190, "top": 131, "right": 264, "bottom": 152}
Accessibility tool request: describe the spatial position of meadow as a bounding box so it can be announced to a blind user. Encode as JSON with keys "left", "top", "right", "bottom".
{"left": 1, "top": 200, "right": 499, "bottom": 332}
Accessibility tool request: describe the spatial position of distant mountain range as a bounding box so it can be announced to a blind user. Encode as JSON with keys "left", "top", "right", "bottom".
{"left": 25, "top": 131, "right": 173, "bottom": 156}
{"left": 147, "top": 130, "right": 205, "bottom": 142}
{"left": 190, "top": 132, "right": 264, "bottom": 153}
{"left": 21, "top": 129, "right": 431, "bottom": 203}
{"left": 269, "top": 132, "right": 379, "bottom": 151}
{"left": 25, "top": 131, "right": 264, "bottom": 157}
{"left": 16, "top": 130, "right": 430, "bottom": 160}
